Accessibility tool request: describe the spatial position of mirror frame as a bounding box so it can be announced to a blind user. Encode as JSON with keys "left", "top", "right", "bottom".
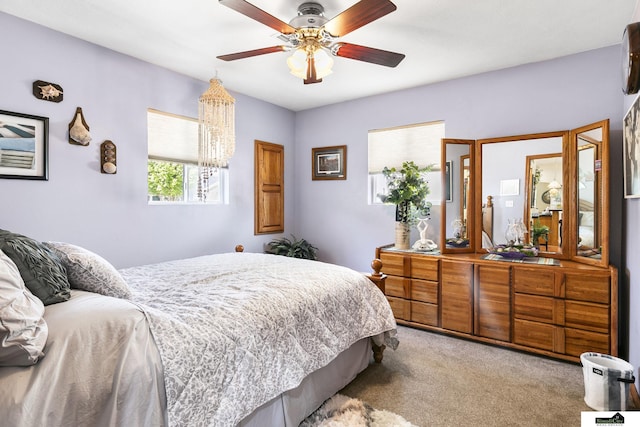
{"left": 571, "top": 119, "right": 610, "bottom": 267}
{"left": 441, "top": 139, "right": 475, "bottom": 253}
{"left": 475, "top": 130, "right": 571, "bottom": 259}
{"left": 440, "top": 119, "right": 609, "bottom": 266}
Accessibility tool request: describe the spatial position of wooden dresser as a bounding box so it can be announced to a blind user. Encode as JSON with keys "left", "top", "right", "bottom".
{"left": 375, "top": 245, "right": 618, "bottom": 363}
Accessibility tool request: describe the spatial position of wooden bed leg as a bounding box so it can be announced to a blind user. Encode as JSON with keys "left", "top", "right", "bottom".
{"left": 371, "top": 341, "right": 386, "bottom": 363}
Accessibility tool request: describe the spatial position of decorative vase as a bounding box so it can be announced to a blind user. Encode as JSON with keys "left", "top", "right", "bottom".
{"left": 395, "top": 221, "right": 411, "bottom": 250}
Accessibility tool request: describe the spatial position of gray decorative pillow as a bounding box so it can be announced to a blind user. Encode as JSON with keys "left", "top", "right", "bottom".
{"left": 44, "top": 242, "right": 131, "bottom": 299}
{"left": 0, "top": 229, "right": 70, "bottom": 305}
{"left": 0, "top": 249, "right": 48, "bottom": 367}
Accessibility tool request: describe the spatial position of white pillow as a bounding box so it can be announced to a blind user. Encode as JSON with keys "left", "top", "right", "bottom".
{"left": 0, "top": 249, "right": 48, "bottom": 367}
{"left": 580, "top": 211, "right": 595, "bottom": 227}
{"left": 44, "top": 242, "right": 132, "bottom": 300}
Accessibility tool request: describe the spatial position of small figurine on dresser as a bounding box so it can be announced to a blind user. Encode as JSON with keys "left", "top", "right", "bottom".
{"left": 412, "top": 217, "right": 437, "bottom": 251}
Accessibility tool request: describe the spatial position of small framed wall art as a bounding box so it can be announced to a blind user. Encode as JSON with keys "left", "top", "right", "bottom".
{"left": 0, "top": 110, "right": 49, "bottom": 180}
{"left": 312, "top": 145, "right": 347, "bottom": 180}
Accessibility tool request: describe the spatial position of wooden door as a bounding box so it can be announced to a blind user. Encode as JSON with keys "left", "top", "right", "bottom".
{"left": 254, "top": 140, "right": 284, "bottom": 234}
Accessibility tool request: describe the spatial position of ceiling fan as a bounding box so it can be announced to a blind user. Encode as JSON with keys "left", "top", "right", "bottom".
{"left": 216, "top": 0, "right": 405, "bottom": 84}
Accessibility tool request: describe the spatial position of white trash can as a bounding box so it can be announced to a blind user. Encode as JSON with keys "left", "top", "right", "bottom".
{"left": 581, "top": 352, "right": 635, "bottom": 411}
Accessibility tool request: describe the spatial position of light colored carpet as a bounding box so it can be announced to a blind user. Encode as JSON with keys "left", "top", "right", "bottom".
{"left": 301, "top": 394, "right": 417, "bottom": 427}
{"left": 339, "top": 325, "right": 591, "bottom": 427}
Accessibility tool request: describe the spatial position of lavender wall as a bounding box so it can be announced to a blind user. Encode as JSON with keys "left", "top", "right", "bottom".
{"left": 0, "top": 12, "right": 296, "bottom": 268}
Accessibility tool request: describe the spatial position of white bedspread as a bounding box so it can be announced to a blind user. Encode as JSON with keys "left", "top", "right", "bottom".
{"left": 0, "top": 291, "right": 167, "bottom": 427}
{"left": 120, "top": 253, "right": 398, "bottom": 427}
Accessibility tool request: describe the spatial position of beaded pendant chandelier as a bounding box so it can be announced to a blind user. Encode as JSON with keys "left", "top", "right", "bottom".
{"left": 198, "top": 77, "right": 235, "bottom": 201}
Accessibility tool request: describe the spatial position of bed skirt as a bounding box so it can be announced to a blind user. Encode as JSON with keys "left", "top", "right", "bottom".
{"left": 238, "top": 338, "right": 371, "bottom": 427}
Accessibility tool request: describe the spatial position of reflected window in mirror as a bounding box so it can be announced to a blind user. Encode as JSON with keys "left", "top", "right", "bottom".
{"left": 368, "top": 121, "right": 445, "bottom": 206}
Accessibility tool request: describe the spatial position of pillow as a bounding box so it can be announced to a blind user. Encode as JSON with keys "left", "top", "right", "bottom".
{"left": 0, "top": 249, "right": 48, "bottom": 367}
{"left": 580, "top": 211, "right": 595, "bottom": 227}
{"left": 44, "top": 242, "right": 131, "bottom": 299}
{"left": 0, "top": 229, "right": 70, "bottom": 305}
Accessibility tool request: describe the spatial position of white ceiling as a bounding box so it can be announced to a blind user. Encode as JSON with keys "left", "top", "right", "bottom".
{"left": 1, "top": 0, "right": 637, "bottom": 111}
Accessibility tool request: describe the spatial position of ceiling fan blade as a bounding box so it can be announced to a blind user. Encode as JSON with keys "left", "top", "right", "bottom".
{"left": 219, "top": 0, "right": 296, "bottom": 34}
{"left": 304, "top": 56, "right": 322, "bottom": 85}
{"left": 333, "top": 42, "right": 405, "bottom": 67}
{"left": 323, "top": 0, "right": 397, "bottom": 37}
{"left": 217, "top": 46, "right": 286, "bottom": 61}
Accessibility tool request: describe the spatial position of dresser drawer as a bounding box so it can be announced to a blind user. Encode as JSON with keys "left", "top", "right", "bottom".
{"left": 565, "top": 301, "right": 609, "bottom": 334}
{"left": 512, "top": 267, "right": 557, "bottom": 296}
{"left": 410, "top": 279, "right": 438, "bottom": 304}
{"left": 513, "top": 318, "right": 556, "bottom": 352}
{"left": 385, "top": 275, "right": 409, "bottom": 298}
{"left": 386, "top": 296, "right": 410, "bottom": 321}
{"left": 411, "top": 301, "right": 438, "bottom": 326}
{"left": 514, "top": 293, "right": 561, "bottom": 324}
{"left": 410, "top": 256, "right": 439, "bottom": 281}
{"left": 379, "top": 252, "right": 406, "bottom": 277}
{"left": 565, "top": 273, "right": 610, "bottom": 304}
{"left": 565, "top": 328, "right": 609, "bottom": 357}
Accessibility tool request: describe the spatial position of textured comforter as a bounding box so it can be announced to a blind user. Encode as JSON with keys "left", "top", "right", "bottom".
{"left": 121, "top": 252, "right": 398, "bottom": 427}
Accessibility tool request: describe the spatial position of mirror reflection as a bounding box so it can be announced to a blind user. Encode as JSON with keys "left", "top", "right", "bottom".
{"left": 525, "top": 154, "right": 563, "bottom": 251}
{"left": 480, "top": 134, "right": 565, "bottom": 254}
{"left": 442, "top": 139, "right": 474, "bottom": 251}
{"left": 576, "top": 128, "right": 602, "bottom": 259}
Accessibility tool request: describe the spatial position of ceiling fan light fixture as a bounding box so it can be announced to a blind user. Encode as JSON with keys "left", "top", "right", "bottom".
{"left": 287, "top": 47, "right": 333, "bottom": 80}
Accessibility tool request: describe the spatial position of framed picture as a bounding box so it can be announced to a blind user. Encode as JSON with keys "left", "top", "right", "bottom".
{"left": 0, "top": 110, "right": 49, "bottom": 180}
{"left": 624, "top": 95, "right": 640, "bottom": 198}
{"left": 499, "top": 179, "right": 519, "bottom": 196}
{"left": 312, "top": 145, "right": 346, "bottom": 180}
{"left": 445, "top": 160, "right": 453, "bottom": 202}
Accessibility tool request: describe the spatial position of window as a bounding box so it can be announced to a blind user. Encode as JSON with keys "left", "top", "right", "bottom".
{"left": 368, "top": 121, "right": 445, "bottom": 206}
{"left": 147, "top": 109, "right": 228, "bottom": 204}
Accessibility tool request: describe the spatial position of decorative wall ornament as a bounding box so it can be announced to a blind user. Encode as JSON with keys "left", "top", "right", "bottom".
{"left": 100, "top": 140, "right": 117, "bottom": 174}
{"left": 32, "top": 80, "right": 63, "bottom": 103}
{"left": 198, "top": 77, "right": 235, "bottom": 201}
{"left": 68, "top": 107, "right": 91, "bottom": 145}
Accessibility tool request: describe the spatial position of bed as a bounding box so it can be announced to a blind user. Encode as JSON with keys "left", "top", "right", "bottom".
{"left": 0, "top": 231, "right": 398, "bottom": 427}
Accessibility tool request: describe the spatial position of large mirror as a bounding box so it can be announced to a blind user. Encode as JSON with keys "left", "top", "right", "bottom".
{"left": 573, "top": 120, "right": 609, "bottom": 267}
{"left": 441, "top": 139, "right": 475, "bottom": 252}
{"left": 476, "top": 131, "right": 568, "bottom": 256}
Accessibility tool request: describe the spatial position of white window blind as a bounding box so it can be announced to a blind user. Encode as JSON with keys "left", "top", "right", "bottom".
{"left": 147, "top": 109, "right": 198, "bottom": 163}
{"left": 368, "top": 121, "right": 444, "bottom": 173}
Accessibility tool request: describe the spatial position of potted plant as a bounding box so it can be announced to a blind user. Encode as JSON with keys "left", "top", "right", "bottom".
{"left": 266, "top": 235, "right": 318, "bottom": 260}
{"left": 530, "top": 221, "right": 550, "bottom": 249}
{"left": 380, "top": 161, "right": 433, "bottom": 249}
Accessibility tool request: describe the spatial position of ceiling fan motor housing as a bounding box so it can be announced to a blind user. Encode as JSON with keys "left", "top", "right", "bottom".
{"left": 290, "top": 2, "right": 328, "bottom": 28}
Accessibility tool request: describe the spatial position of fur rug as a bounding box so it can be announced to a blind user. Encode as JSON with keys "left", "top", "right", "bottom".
{"left": 300, "top": 394, "right": 418, "bottom": 427}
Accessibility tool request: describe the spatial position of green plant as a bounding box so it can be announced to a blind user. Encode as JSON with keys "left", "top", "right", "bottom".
{"left": 267, "top": 235, "right": 318, "bottom": 260}
{"left": 148, "top": 160, "right": 184, "bottom": 200}
{"left": 531, "top": 220, "right": 550, "bottom": 246}
{"left": 380, "top": 161, "right": 433, "bottom": 223}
